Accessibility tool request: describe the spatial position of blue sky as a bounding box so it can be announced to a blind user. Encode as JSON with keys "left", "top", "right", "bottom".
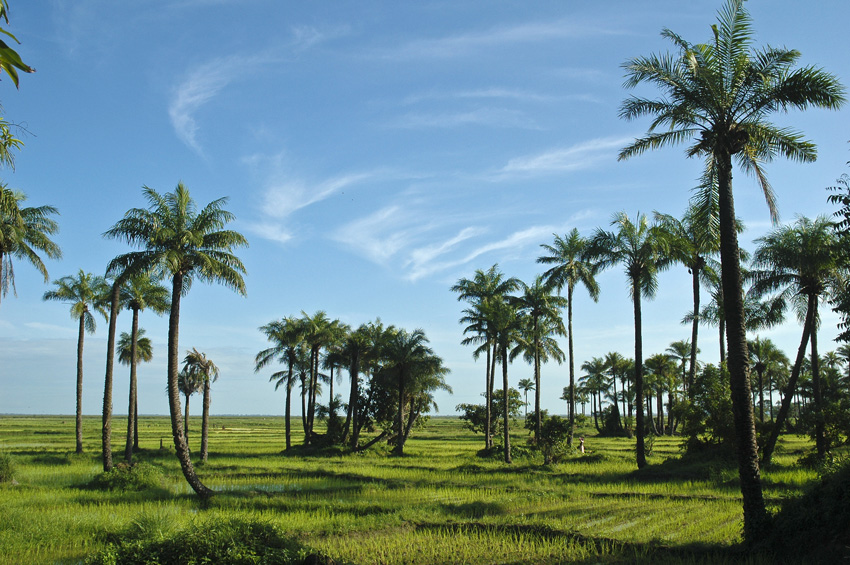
{"left": 1, "top": 1, "right": 848, "bottom": 417}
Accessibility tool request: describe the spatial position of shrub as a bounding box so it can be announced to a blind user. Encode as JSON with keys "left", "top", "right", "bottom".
{"left": 538, "top": 416, "right": 572, "bottom": 464}
{"left": 0, "top": 450, "right": 14, "bottom": 483}
{"left": 86, "top": 517, "right": 313, "bottom": 565}
{"left": 87, "top": 462, "right": 164, "bottom": 492}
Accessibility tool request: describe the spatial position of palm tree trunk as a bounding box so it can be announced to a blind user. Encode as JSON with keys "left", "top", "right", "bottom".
{"left": 133, "top": 397, "right": 139, "bottom": 450}
{"left": 393, "top": 369, "right": 405, "bottom": 456}
{"left": 633, "top": 284, "right": 646, "bottom": 469}
{"left": 102, "top": 281, "right": 122, "bottom": 471}
{"left": 76, "top": 314, "right": 85, "bottom": 455}
{"left": 762, "top": 297, "right": 814, "bottom": 465}
{"left": 502, "top": 344, "right": 511, "bottom": 464}
{"left": 533, "top": 316, "right": 541, "bottom": 444}
{"left": 347, "top": 355, "right": 359, "bottom": 449}
{"left": 300, "top": 375, "right": 308, "bottom": 441}
{"left": 184, "top": 394, "right": 190, "bottom": 438}
{"left": 810, "top": 310, "right": 825, "bottom": 458}
{"left": 124, "top": 307, "right": 140, "bottom": 464}
{"left": 200, "top": 377, "right": 210, "bottom": 462}
{"left": 717, "top": 154, "right": 767, "bottom": 541}
{"left": 757, "top": 370, "right": 765, "bottom": 423}
{"left": 166, "top": 273, "right": 212, "bottom": 497}
{"left": 689, "top": 262, "right": 702, "bottom": 398}
{"left": 284, "top": 372, "right": 292, "bottom": 450}
{"left": 485, "top": 342, "right": 494, "bottom": 449}
{"left": 567, "top": 285, "right": 575, "bottom": 446}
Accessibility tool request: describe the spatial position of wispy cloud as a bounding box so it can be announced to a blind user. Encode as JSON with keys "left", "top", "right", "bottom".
{"left": 388, "top": 108, "right": 540, "bottom": 130}
{"left": 168, "top": 26, "right": 338, "bottom": 154}
{"left": 403, "top": 88, "right": 557, "bottom": 105}
{"left": 385, "top": 19, "right": 622, "bottom": 59}
{"left": 496, "top": 136, "right": 634, "bottom": 178}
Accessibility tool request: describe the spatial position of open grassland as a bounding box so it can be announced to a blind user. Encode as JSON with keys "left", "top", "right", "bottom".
{"left": 0, "top": 415, "right": 819, "bottom": 564}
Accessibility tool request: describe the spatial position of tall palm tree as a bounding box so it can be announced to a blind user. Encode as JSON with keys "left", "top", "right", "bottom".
{"left": 666, "top": 339, "right": 693, "bottom": 399}
{"left": 0, "top": 185, "right": 61, "bottom": 307}
{"left": 751, "top": 216, "right": 839, "bottom": 463}
{"left": 452, "top": 265, "right": 520, "bottom": 450}
{"left": 119, "top": 273, "right": 169, "bottom": 462}
{"left": 517, "top": 378, "right": 535, "bottom": 418}
{"left": 255, "top": 316, "right": 305, "bottom": 450}
{"left": 656, "top": 207, "right": 717, "bottom": 395}
{"left": 538, "top": 229, "right": 600, "bottom": 444}
{"left": 512, "top": 275, "right": 567, "bottom": 441}
{"left": 183, "top": 348, "right": 220, "bottom": 463}
{"left": 117, "top": 328, "right": 153, "bottom": 461}
{"left": 299, "top": 311, "right": 343, "bottom": 445}
{"left": 619, "top": 0, "right": 845, "bottom": 540}
{"left": 748, "top": 337, "right": 787, "bottom": 423}
{"left": 489, "top": 296, "right": 523, "bottom": 463}
{"left": 104, "top": 183, "right": 247, "bottom": 498}
{"left": 590, "top": 212, "right": 671, "bottom": 467}
{"left": 43, "top": 270, "right": 109, "bottom": 454}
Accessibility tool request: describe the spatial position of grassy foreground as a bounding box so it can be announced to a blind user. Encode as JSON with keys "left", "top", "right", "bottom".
{"left": 0, "top": 415, "right": 818, "bottom": 564}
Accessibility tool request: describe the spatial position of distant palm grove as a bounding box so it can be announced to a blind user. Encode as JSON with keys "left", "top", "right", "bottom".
{"left": 5, "top": 0, "right": 850, "bottom": 560}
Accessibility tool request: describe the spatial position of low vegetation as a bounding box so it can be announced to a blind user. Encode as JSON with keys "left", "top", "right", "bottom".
{"left": 0, "top": 415, "right": 843, "bottom": 564}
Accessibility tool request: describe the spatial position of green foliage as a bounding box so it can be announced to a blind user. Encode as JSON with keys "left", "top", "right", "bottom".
{"left": 538, "top": 415, "right": 572, "bottom": 464}
{"left": 0, "top": 450, "right": 13, "bottom": 482}
{"left": 456, "top": 388, "right": 522, "bottom": 437}
{"left": 86, "top": 518, "right": 310, "bottom": 565}
{"left": 768, "top": 459, "right": 850, "bottom": 561}
{"left": 680, "top": 364, "right": 735, "bottom": 454}
{"left": 599, "top": 405, "right": 626, "bottom": 437}
{"left": 87, "top": 462, "right": 165, "bottom": 492}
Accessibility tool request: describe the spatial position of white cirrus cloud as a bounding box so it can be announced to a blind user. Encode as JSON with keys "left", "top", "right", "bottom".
{"left": 497, "top": 136, "right": 635, "bottom": 177}
{"left": 389, "top": 107, "right": 540, "bottom": 130}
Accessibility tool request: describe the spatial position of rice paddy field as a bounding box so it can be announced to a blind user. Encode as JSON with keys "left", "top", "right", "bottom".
{"left": 0, "top": 415, "right": 820, "bottom": 564}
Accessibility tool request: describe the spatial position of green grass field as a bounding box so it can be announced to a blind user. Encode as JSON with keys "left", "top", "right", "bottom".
{"left": 0, "top": 415, "right": 819, "bottom": 564}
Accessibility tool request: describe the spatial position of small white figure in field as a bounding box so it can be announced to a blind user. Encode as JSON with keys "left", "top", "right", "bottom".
{"left": 579, "top": 437, "right": 585, "bottom": 454}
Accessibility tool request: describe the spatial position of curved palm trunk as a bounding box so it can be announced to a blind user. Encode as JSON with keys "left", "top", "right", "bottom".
{"left": 75, "top": 314, "right": 86, "bottom": 455}
{"left": 718, "top": 155, "right": 767, "bottom": 542}
{"left": 567, "top": 286, "right": 575, "bottom": 446}
{"left": 124, "top": 307, "right": 140, "bottom": 463}
{"left": 502, "top": 344, "right": 511, "bottom": 464}
{"left": 632, "top": 280, "right": 646, "bottom": 469}
{"left": 762, "top": 296, "right": 814, "bottom": 465}
{"left": 167, "top": 273, "right": 212, "bottom": 497}
{"left": 102, "top": 282, "right": 122, "bottom": 471}
{"left": 200, "top": 377, "right": 211, "bottom": 462}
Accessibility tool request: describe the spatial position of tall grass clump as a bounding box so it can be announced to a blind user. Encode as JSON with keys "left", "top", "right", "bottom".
{"left": 0, "top": 450, "right": 14, "bottom": 483}
{"left": 87, "top": 462, "right": 165, "bottom": 492}
{"left": 86, "top": 517, "right": 315, "bottom": 565}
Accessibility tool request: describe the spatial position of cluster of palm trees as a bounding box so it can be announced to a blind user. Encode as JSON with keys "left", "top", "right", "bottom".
{"left": 255, "top": 313, "right": 451, "bottom": 456}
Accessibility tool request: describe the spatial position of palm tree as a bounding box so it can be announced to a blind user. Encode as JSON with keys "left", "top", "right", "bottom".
{"left": 299, "top": 311, "right": 343, "bottom": 445}
{"left": 104, "top": 183, "right": 247, "bottom": 498}
{"left": 379, "top": 328, "right": 444, "bottom": 455}
{"left": 117, "top": 328, "right": 153, "bottom": 460}
{"left": 619, "top": 0, "right": 845, "bottom": 540}
{"left": 751, "top": 216, "right": 840, "bottom": 463}
{"left": 580, "top": 356, "right": 608, "bottom": 431}
{"left": 0, "top": 185, "right": 61, "bottom": 307}
{"left": 43, "top": 270, "right": 109, "bottom": 454}
{"left": 183, "top": 348, "right": 220, "bottom": 463}
{"left": 177, "top": 367, "right": 203, "bottom": 437}
{"left": 255, "top": 316, "right": 305, "bottom": 450}
{"left": 118, "top": 273, "right": 169, "bottom": 462}
{"left": 452, "top": 265, "right": 520, "bottom": 450}
{"left": 656, "top": 207, "right": 717, "bottom": 395}
{"left": 589, "top": 212, "right": 671, "bottom": 467}
{"left": 512, "top": 275, "right": 567, "bottom": 441}
{"left": 666, "top": 339, "right": 693, "bottom": 400}
{"left": 517, "top": 378, "right": 535, "bottom": 418}
{"left": 489, "top": 296, "right": 523, "bottom": 463}
{"left": 748, "top": 337, "right": 788, "bottom": 424}
{"left": 538, "top": 229, "right": 600, "bottom": 444}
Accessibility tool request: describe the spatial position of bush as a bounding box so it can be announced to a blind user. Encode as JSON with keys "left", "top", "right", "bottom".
{"left": 538, "top": 416, "right": 572, "bottom": 464}
{"left": 0, "top": 450, "right": 14, "bottom": 483}
{"left": 87, "top": 462, "right": 164, "bottom": 492}
{"left": 86, "top": 517, "right": 313, "bottom": 565}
